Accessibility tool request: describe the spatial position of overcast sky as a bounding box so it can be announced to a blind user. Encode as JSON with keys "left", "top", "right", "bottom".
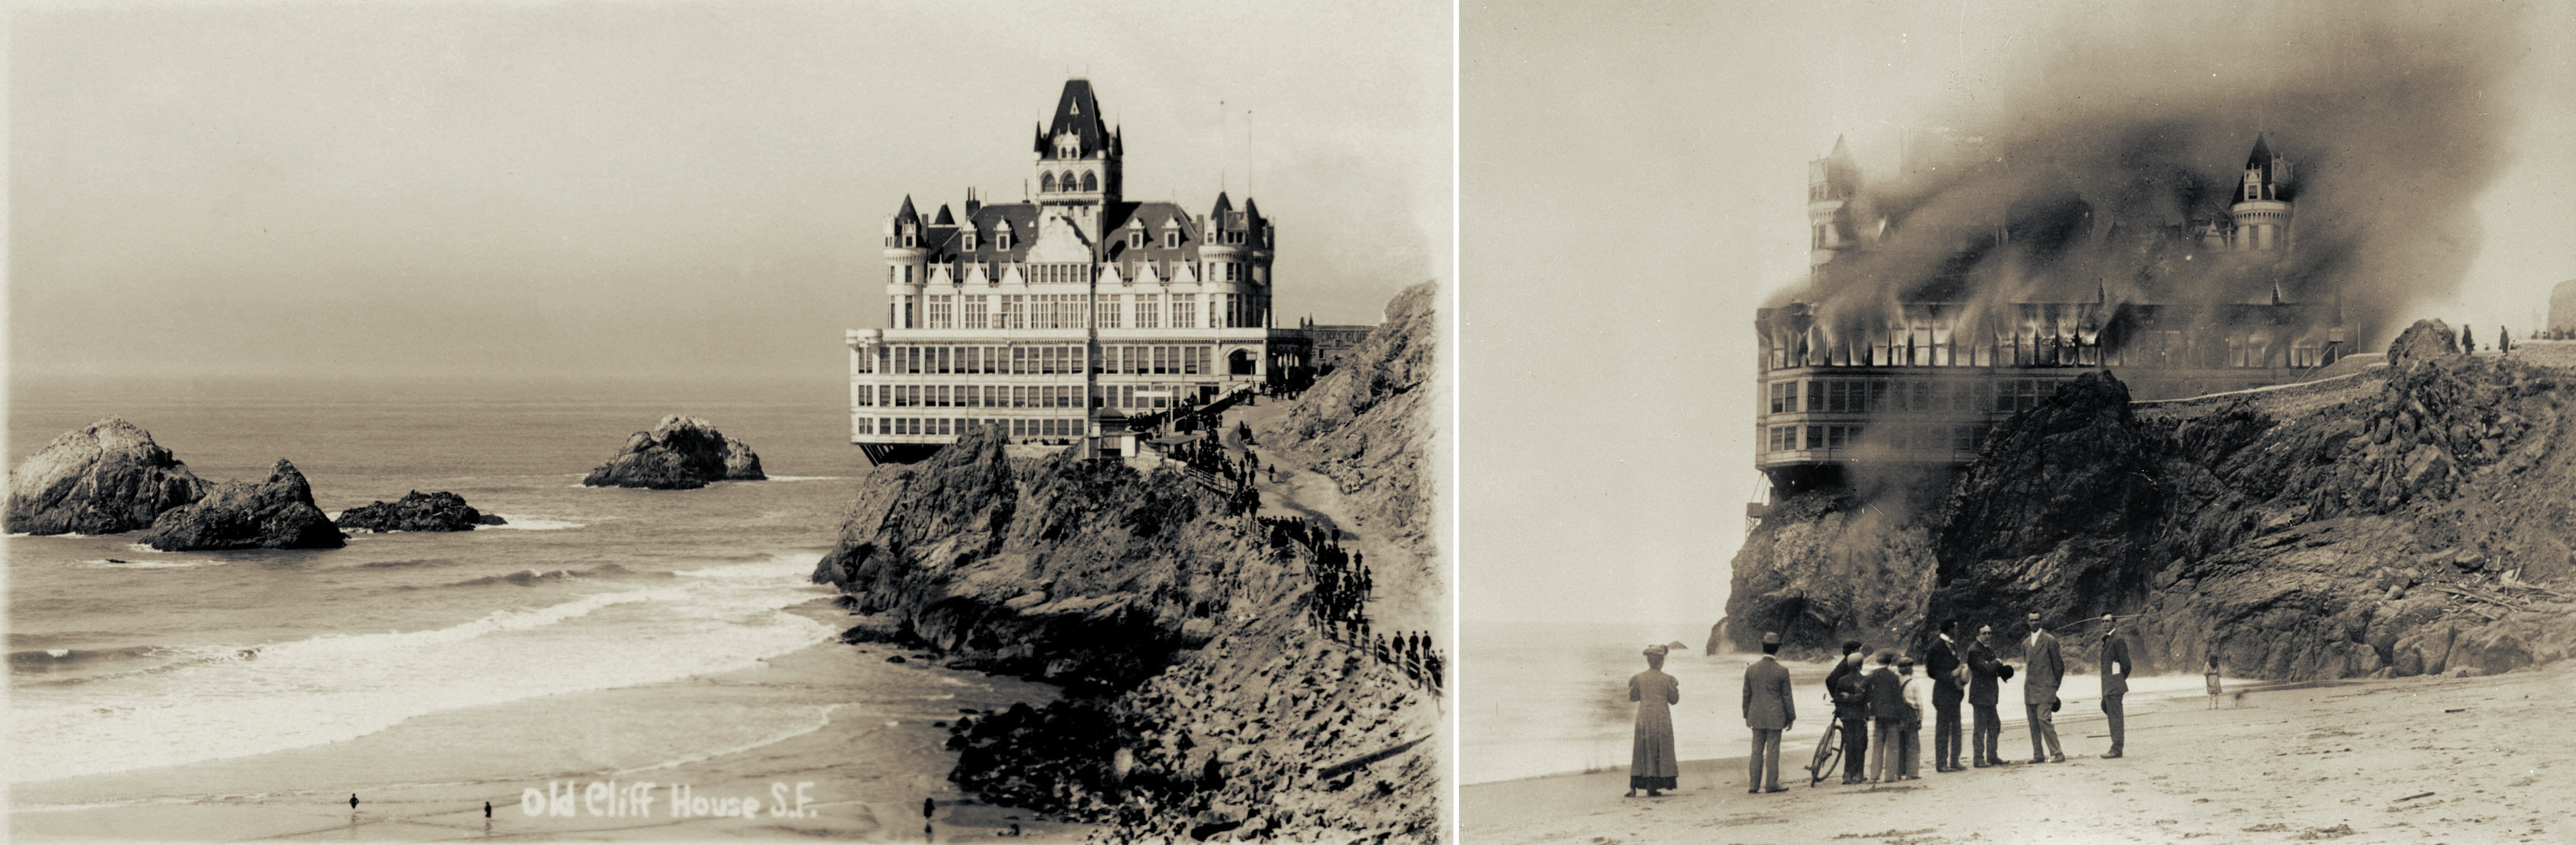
{"left": 8, "top": 0, "right": 1452, "bottom": 382}
{"left": 1463, "top": 0, "right": 2576, "bottom": 628}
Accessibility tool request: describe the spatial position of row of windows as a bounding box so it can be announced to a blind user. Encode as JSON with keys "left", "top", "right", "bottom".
{"left": 859, "top": 382, "right": 1202, "bottom": 410}
{"left": 1038, "top": 171, "right": 1099, "bottom": 193}
{"left": 897, "top": 260, "right": 1255, "bottom": 289}
{"left": 865, "top": 417, "right": 1084, "bottom": 438}
{"left": 1764, "top": 424, "right": 1992, "bottom": 454}
{"left": 1765, "top": 378, "right": 2062, "bottom": 415}
{"left": 868, "top": 344, "right": 1215, "bottom": 376}
{"left": 908, "top": 293, "right": 1237, "bottom": 330}
{"left": 1768, "top": 332, "right": 2332, "bottom": 371}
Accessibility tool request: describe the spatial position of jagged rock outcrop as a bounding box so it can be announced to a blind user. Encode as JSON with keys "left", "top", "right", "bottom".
{"left": 334, "top": 491, "right": 503, "bottom": 532}
{"left": 138, "top": 460, "right": 344, "bottom": 550}
{"left": 1259, "top": 280, "right": 1436, "bottom": 564}
{"left": 6, "top": 418, "right": 208, "bottom": 536}
{"left": 1732, "top": 345, "right": 2576, "bottom": 681}
{"left": 1721, "top": 490, "right": 1940, "bottom": 660}
{"left": 815, "top": 425, "right": 1438, "bottom": 840}
{"left": 581, "top": 415, "right": 765, "bottom": 489}
{"left": 813, "top": 424, "right": 1269, "bottom": 688}
{"left": 2387, "top": 318, "right": 2460, "bottom": 369}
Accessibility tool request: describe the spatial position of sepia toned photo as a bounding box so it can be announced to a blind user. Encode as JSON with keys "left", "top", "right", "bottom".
{"left": 1463, "top": 1, "right": 2575, "bottom": 843}
{"left": 7, "top": 1, "right": 1449, "bottom": 841}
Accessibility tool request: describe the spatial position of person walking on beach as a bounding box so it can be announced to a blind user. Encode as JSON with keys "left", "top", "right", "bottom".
{"left": 1864, "top": 651, "right": 1906, "bottom": 784}
{"left": 2096, "top": 614, "right": 2131, "bottom": 758}
{"left": 1825, "top": 640, "right": 1872, "bottom": 785}
{"left": 1966, "top": 625, "right": 2006, "bottom": 767}
{"left": 1742, "top": 632, "right": 1795, "bottom": 794}
{"left": 1626, "top": 645, "right": 1682, "bottom": 797}
{"left": 1926, "top": 619, "right": 1965, "bottom": 772}
{"left": 2204, "top": 654, "right": 2224, "bottom": 709}
{"left": 2022, "top": 613, "right": 2066, "bottom": 763}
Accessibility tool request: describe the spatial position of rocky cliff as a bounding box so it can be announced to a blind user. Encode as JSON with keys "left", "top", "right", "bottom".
{"left": 1259, "top": 280, "right": 1438, "bottom": 564}
{"left": 5, "top": 418, "right": 207, "bottom": 536}
{"left": 1727, "top": 329, "right": 2576, "bottom": 680}
{"left": 139, "top": 459, "right": 344, "bottom": 550}
{"left": 815, "top": 421, "right": 1436, "bottom": 839}
{"left": 335, "top": 491, "right": 502, "bottom": 532}
{"left": 581, "top": 415, "right": 765, "bottom": 489}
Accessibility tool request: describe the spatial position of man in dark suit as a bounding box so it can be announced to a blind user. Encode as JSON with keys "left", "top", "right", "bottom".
{"left": 2097, "top": 613, "right": 2132, "bottom": 759}
{"left": 1966, "top": 625, "right": 2006, "bottom": 767}
{"left": 2022, "top": 612, "right": 2066, "bottom": 763}
{"left": 1742, "top": 632, "right": 1796, "bottom": 793}
{"left": 1925, "top": 619, "right": 1966, "bottom": 772}
{"left": 1824, "top": 640, "right": 1871, "bottom": 785}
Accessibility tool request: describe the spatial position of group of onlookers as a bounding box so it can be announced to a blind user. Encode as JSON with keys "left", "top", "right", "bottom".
{"left": 1631, "top": 612, "right": 2141, "bottom": 797}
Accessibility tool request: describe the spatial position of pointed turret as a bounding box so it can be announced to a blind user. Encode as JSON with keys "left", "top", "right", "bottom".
{"left": 2230, "top": 134, "right": 2293, "bottom": 252}
{"left": 932, "top": 204, "right": 956, "bottom": 226}
{"left": 894, "top": 195, "right": 919, "bottom": 226}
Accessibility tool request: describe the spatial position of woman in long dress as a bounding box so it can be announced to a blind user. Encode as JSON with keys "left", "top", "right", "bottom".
{"left": 1626, "top": 645, "right": 1681, "bottom": 797}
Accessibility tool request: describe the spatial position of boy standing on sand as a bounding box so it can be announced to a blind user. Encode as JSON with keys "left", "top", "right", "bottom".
{"left": 2204, "top": 655, "right": 2223, "bottom": 709}
{"left": 1896, "top": 657, "right": 1926, "bottom": 780}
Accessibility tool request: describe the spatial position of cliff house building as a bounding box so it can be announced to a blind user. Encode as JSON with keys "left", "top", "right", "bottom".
{"left": 1756, "top": 135, "right": 2343, "bottom": 494}
{"left": 847, "top": 79, "right": 1311, "bottom": 464}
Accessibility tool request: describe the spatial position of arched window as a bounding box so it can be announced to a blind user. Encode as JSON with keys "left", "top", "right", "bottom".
{"left": 1040, "top": 173, "right": 1057, "bottom": 193}
{"left": 1081, "top": 172, "right": 1098, "bottom": 191}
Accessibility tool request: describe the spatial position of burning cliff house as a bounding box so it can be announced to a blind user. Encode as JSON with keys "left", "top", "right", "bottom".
{"left": 1758, "top": 133, "right": 2344, "bottom": 494}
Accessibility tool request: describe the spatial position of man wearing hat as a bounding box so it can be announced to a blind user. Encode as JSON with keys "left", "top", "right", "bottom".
{"left": 1965, "top": 624, "right": 2008, "bottom": 767}
{"left": 1864, "top": 651, "right": 1907, "bottom": 783}
{"left": 2097, "top": 614, "right": 2132, "bottom": 759}
{"left": 1824, "top": 640, "right": 1872, "bottom": 785}
{"left": 1741, "top": 632, "right": 1795, "bottom": 793}
{"left": 1925, "top": 619, "right": 1966, "bottom": 773}
{"left": 2022, "top": 613, "right": 2066, "bottom": 763}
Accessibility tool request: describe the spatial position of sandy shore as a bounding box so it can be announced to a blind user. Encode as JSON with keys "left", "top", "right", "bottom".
{"left": 1464, "top": 660, "right": 2576, "bottom": 844}
{"left": 10, "top": 599, "right": 1093, "bottom": 843}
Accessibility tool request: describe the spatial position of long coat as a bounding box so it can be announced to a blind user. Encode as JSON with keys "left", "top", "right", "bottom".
{"left": 1630, "top": 669, "right": 1681, "bottom": 780}
{"left": 2023, "top": 630, "right": 2065, "bottom": 705}
{"left": 1742, "top": 656, "right": 1796, "bottom": 730}
{"left": 1966, "top": 640, "right": 2005, "bottom": 706}
{"left": 2099, "top": 634, "right": 2132, "bottom": 696}
{"left": 1865, "top": 667, "right": 1909, "bottom": 720}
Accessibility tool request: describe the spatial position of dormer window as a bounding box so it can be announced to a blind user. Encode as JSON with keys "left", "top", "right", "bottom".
{"left": 962, "top": 231, "right": 977, "bottom": 250}
{"left": 903, "top": 234, "right": 917, "bottom": 248}
{"left": 1164, "top": 232, "right": 1181, "bottom": 249}
{"left": 1129, "top": 231, "right": 1144, "bottom": 249}
{"left": 997, "top": 229, "right": 1012, "bottom": 250}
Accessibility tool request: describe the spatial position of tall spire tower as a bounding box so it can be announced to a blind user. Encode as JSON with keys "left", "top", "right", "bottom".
{"left": 2230, "top": 134, "right": 2293, "bottom": 253}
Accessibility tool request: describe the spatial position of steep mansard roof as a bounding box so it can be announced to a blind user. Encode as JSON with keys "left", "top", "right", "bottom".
{"left": 1042, "top": 79, "right": 1114, "bottom": 160}
{"left": 915, "top": 200, "right": 1214, "bottom": 267}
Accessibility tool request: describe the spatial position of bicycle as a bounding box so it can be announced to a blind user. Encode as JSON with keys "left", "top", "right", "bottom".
{"left": 1803, "top": 718, "right": 1843, "bottom": 787}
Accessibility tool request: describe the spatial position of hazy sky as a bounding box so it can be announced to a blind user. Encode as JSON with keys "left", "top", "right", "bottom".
{"left": 8, "top": 0, "right": 1452, "bottom": 382}
{"left": 1463, "top": 0, "right": 2576, "bottom": 627}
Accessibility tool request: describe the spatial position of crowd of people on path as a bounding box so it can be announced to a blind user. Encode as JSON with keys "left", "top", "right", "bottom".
{"left": 1632, "top": 612, "right": 2147, "bottom": 797}
{"left": 1255, "top": 514, "right": 1441, "bottom": 696}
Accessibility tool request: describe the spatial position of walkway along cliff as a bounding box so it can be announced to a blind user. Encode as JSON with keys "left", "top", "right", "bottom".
{"left": 1725, "top": 322, "right": 2576, "bottom": 681}
{"left": 813, "top": 282, "right": 1441, "bottom": 842}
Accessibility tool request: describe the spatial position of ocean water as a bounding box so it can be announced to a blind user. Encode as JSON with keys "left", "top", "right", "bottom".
{"left": 5, "top": 376, "right": 875, "bottom": 787}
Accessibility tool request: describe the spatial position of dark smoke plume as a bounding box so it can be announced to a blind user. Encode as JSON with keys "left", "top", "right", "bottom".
{"left": 1788, "top": 1, "right": 2526, "bottom": 351}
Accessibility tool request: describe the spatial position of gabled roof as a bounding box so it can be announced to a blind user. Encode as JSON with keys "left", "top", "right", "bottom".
{"left": 1044, "top": 79, "right": 1113, "bottom": 159}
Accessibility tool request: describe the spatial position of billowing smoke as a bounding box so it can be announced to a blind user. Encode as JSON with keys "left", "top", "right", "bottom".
{"left": 1788, "top": 2, "right": 2525, "bottom": 351}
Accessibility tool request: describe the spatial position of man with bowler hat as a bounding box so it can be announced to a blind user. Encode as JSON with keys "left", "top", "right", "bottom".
{"left": 1741, "top": 632, "right": 1795, "bottom": 793}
